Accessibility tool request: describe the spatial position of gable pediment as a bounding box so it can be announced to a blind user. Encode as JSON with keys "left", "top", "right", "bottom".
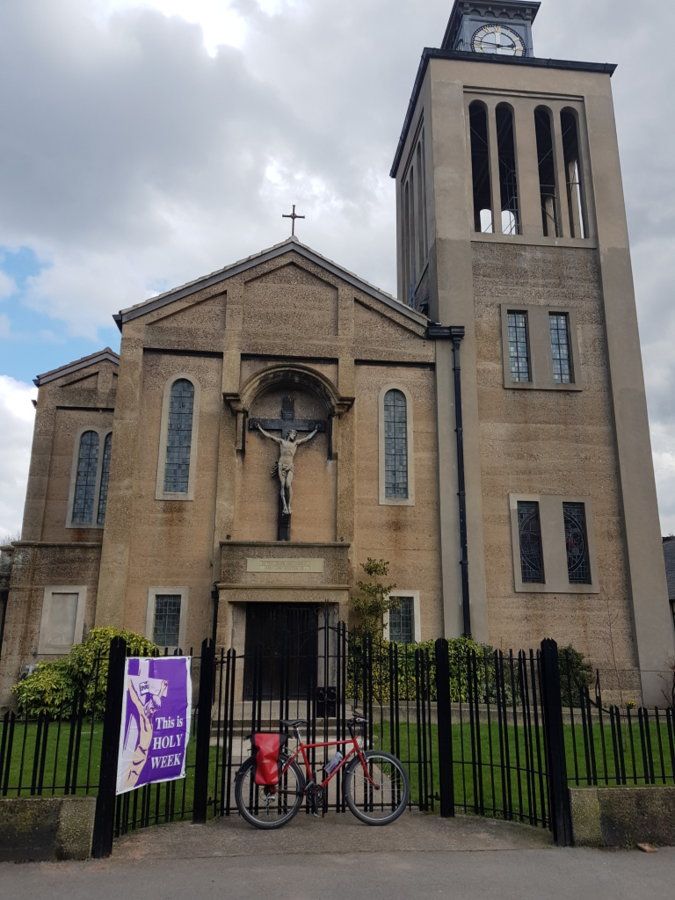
{"left": 115, "top": 238, "right": 427, "bottom": 334}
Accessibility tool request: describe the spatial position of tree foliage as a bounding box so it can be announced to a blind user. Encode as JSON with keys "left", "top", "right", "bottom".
{"left": 349, "top": 558, "right": 397, "bottom": 638}
{"left": 13, "top": 627, "right": 157, "bottom": 717}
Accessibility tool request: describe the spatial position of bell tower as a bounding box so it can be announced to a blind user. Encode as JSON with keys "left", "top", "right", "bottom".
{"left": 391, "top": 0, "right": 675, "bottom": 702}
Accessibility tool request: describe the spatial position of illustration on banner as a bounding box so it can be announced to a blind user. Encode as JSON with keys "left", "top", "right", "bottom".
{"left": 116, "top": 656, "right": 192, "bottom": 796}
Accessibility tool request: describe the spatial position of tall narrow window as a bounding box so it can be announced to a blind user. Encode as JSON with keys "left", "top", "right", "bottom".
{"left": 96, "top": 432, "right": 112, "bottom": 526}
{"left": 496, "top": 104, "right": 520, "bottom": 235}
{"left": 415, "top": 139, "right": 428, "bottom": 273}
{"left": 561, "top": 109, "right": 588, "bottom": 239}
{"left": 535, "top": 107, "right": 561, "bottom": 237}
{"left": 72, "top": 431, "right": 99, "bottom": 525}
{"left": 549, "top": 314, "right": 573, "bottom": 384}
{"left": 517, "top": 501, "right": 544, "bottom": 584}
{"left": 164, "top": 379, "right": 195, "bottom": 494}
{"left": 469, "top": 101, "right": 494, "bottom": 233}
{"left": 153, "top": 594, "right": 182, "bottom": 647}
{"left": 384, "top": 389, "right": 408, "bottom": 499}
{"left": 407, "top": 167, "right": 417, "bottom": 294}
{"left": 563, "top": 502, "right": 592, "bottom": 584}
{"left": 389, "top": 597, "right": 415, "bottom": 644}
{"left": 507, "top": 312, "right": 531, "bottom": 383}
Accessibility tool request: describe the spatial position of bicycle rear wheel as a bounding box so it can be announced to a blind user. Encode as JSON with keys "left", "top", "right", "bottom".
{"left": 235, "top": 756, "right": 305, "bottom": 829}
{"left": 343, "top": 750, "right": 409, "bottom": 825}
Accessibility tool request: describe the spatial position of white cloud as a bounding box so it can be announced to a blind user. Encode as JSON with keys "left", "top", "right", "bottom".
{"left": 0, "top": 270, "right": 16, "bottom": 299}
{"left": 0, "top": 376, "right": 36, "bottom": 541}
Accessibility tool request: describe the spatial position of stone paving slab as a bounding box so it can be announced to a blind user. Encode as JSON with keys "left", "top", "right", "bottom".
{"left": 113, "top": 811, "right": 552, "bottom": 861}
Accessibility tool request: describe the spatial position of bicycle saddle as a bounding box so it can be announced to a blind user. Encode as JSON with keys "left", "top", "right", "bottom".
{"left": 280, "top": 719, "right": 308, "bottom": 728}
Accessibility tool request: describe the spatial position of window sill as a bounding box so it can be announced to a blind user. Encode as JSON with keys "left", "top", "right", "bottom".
{"left": 155, "top": 493, "right": 195, "bottom": 502}
{"left": 472, "top": 233, "right": 596, "bottom": 250}
{"left": 514, "top": 583, "right": 600, "bottom": 595}
{"left": 504, "top": 380, "right": 584, "bottom": 392}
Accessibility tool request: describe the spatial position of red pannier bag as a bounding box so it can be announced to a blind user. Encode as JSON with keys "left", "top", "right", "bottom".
{"left": 251, "top": 733, "right": 288, "bottom": 787}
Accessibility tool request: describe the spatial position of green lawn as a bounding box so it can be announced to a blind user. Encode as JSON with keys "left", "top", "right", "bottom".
{"left": 1, "top": 718, "right": 103, "bottom": 797}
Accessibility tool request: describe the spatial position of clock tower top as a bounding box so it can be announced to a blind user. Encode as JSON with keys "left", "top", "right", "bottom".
{"left": 442, "top": 1, "right": 541, "bottom": 58}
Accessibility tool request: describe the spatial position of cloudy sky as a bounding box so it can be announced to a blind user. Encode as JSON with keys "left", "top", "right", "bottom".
{"left": 0, "top": 0, "right": 674, "bottom": 539}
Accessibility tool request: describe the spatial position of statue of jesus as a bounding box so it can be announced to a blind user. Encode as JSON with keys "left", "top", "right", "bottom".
{"left": 256, "top": 424, "right": 319, "bottom": 515}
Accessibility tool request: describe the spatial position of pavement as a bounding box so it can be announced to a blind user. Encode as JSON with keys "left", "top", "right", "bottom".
{"left": 1, "top": 813, "right": 673, "bottom": 899}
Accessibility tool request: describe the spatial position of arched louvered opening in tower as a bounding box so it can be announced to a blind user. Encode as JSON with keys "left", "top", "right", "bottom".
{"left": 496, "top": 103, "right": 520, "bottom": 235}
{"left": 535, "top": 106, "right": 561, "bottom": 238}
{"left": 561, "top": 108, "right": 589, "bottom": 239}
{"left": 469, "top": 100, "right": 494, "bottom": 234}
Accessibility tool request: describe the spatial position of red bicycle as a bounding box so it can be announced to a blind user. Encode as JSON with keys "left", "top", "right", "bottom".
{"left": 235, "top": 715, "right": 409, "bottom": 829}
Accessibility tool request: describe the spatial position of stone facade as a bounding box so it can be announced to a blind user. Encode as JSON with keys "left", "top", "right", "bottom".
{"left": 1, "top": 1, "right": 673, "bottom": 706}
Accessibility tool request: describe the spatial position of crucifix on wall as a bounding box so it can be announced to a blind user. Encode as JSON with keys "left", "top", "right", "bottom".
{"left": 248, "top": 396, "right": 326, "bottom": 541}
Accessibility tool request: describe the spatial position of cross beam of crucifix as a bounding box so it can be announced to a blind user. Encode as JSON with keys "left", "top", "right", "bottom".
{"left": 248, "top": 395, "right": 325, "bottom": 439}
{"left": 282, "top": 204, "right": 305, "bottom": 237}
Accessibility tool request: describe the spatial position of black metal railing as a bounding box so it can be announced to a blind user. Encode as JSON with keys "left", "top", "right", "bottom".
{"left": 0, "top": 652, "right": 108, "bottom": 798}
{"left": 4, "top": 622, "right": 673, "bottom": 857}
{"left": 563, "top": 669, "right": 675, "bottom": 789}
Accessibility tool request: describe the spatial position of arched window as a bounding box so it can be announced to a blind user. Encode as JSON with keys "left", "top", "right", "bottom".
{"left": 469, "top": 101, "right": 494, "bottom": 234}
{"left": 163, "top": 378, "right": 195, "bottom": 495}
{"left": 384, "top": 389, "right": 409, "bottom": 500}
{"left": 71, "top": 431, "right": 100, "bottom": 525}
{"left": 496, "top": 103, "right": 520, "bottom": 235}
{"left": 97, "top": 432, "right": 112, "bottom": 526}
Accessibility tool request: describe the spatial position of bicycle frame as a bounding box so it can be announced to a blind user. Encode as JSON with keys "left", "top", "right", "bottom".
{"left": 283, "top": 729, "right": 376, "bottom": 791}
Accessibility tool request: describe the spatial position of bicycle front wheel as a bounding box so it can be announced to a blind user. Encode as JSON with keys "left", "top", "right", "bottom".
{"left": 234, "top": 756, "right": 305, "bottom": 829}
{"left": 343, "top": 750, "right": 409, "bottom": 825}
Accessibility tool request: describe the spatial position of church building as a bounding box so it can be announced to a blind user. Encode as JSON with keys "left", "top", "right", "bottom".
{"left": 1, "top": 0, "right": 674, "bottom": 705}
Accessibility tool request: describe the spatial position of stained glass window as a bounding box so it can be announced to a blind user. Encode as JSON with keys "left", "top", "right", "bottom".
{"left": 549, "top": 313, "right": 572, "bottom": 384}
{"left": 164, "top": 379, "right": 194, "bottom": 494}
{"left": 507, "top": 312, "right": 530, "bottom": 383}
{"left": 389, "top": 597, "right": 414, "bottom": 644}
{"left": 96, "top": 432, "right": 112, "bottom": 526}
{"left": 384, "top": 389, "right": 408, "bottom": 499}
{"left": 72, "top": 431, "right": 100, "bottom": 524}
{"left": 563, "top": 502, "right": 592, "bottom": 584}
{"left": 153, "top": 594, "right": 181, "bottom": 647}
{"left": 517, "top": 501, "right": 544, "bottom": 584}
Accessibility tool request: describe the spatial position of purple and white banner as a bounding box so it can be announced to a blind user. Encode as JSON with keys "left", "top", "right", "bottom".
{"left": 116, "top": 657, "right": 192, "bottom": 796}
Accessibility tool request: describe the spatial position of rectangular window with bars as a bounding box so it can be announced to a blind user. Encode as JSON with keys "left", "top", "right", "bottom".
{"left": 153, "top": 594, "right": 182, "bottom": 647}
{"left": 517, "top": 501, "right": 545, "bottom": 584}
{"left": 507, "top": 312, "right": 531, "bottom": 383}
{"left": 388, "top": 597, "right": 415, "bottom": 644}
{"left": 563, "top": 502, "right": 592, "bottom": 584}
{"left": 549, "top": 313, "right": 573, "bottom": 384}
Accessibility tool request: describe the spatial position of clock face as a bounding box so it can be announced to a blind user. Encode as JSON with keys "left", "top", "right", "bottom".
{"left": 471, "top": 24, "right": 525, "bottom": 57}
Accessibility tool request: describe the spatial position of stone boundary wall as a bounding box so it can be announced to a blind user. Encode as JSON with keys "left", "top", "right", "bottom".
{"left": 0, "top": 797, "right": 96, "bottom": 862}
{"left": 570, "top": 787, "right": 675, "bottom": 848}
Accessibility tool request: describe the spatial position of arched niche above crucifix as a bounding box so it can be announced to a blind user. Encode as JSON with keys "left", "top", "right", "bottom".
{"left": 225, "top": 364, "right": 354, "bottom": 459}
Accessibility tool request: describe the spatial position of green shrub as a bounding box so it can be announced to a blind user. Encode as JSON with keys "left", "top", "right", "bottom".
{"left": 558, "top": 644, "right": 594, "bottom": 706}
{"left": 13, "top": 627, "right": 157, "bottom": 718}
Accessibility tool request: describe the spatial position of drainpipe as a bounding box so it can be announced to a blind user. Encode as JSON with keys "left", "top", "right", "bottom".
{"left": 427, "top": 324, "right": 471, "bottom": 637}
{"left": 211, "top": 584, "right": 219, "bottom": 647}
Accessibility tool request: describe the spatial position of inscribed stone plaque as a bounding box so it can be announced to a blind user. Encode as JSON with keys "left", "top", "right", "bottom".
{"left": 246, "top": 558, "right": 325, "bottom": 574}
